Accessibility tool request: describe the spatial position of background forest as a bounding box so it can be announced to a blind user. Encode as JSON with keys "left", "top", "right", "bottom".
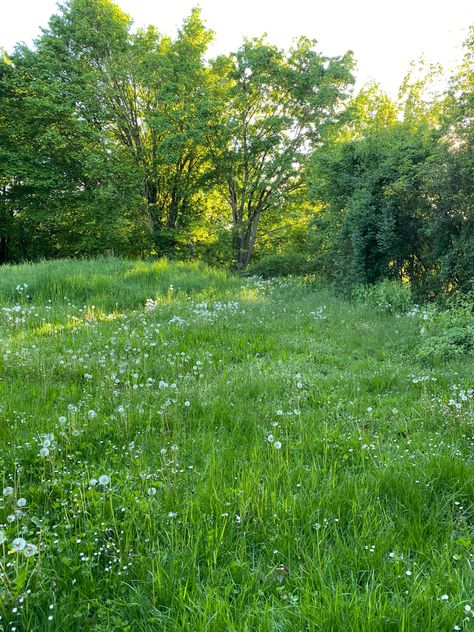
{"left": 0, "top": 0, "right": 473, "bottom": 298}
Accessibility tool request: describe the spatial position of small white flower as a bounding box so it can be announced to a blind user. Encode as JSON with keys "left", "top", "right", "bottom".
{"left": 367, "top": 407, "right": 373, "bottom": 413}
{"left": 88, "top": 410, "right": 97, "bottom": 418}
{"left": 23, "top": 542, "right": 38, "bottom": 557}
{"left": 98, "top": 475, "right": 110, "bottom": 486}
{"left": 17, "top": 498, "right": 27, "bottom": 508}
{"left": 267, "top": 434, "right": 274, "bottom": 443}
{"left": 184, "top": 401, "right": 190, "bottom": 407}
{"left": 277, "top": 409, "right": 283, "bottom": 415}
{"left": 59, "top": 416, "right": 67, "bottom": 424}
{"left": 6, "top": 514, "right": 16, "bottom": 523}
{"left": 465, "top": 604, "right": 471, "bottom": 613}
{"left": 441, "top": 594, "right": 449, "bottom": 601}
{"left": 0, "top": 530, "right": 6, "bottom": 544}
{"left": 148, "top": 487, "right": 157, "bottom": 496}
{"left": 11, "top": 537, "right": 26, "bottom": 552}
{"left": 39, "top": 447, "right": 50, "bottom": 458}
{"left": 3, "top": 486, "right": 14, "bottom": 496}
{"left": 274, "top": 441, "right": 282, "bottom": 450}
{"left": 168, "top": 512, "right": 178, "bottom": 518}
{"left": 406, "top": 570, "right": 412, "bottom": 576}
{"left": 89, "top": 479, "right": 98, "bottom": 487}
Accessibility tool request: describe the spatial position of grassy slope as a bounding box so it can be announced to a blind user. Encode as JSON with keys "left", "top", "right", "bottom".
{"left": 1, "top": 258, "right": 474, "bottom": 631}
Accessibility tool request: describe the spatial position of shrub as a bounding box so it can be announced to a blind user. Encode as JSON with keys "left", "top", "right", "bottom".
{"left": 417, "top": 305, "right": 474, "bottom": 360}
{"left": 248, "top": 252, "right": 309, "bottom": 278}
{"left": 351, "top": 280, "right": 413, "bottom": 314}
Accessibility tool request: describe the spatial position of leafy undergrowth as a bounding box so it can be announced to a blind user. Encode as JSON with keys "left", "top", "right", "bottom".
{"left": 1, "top": 258, "right": 474, "bottom": 631}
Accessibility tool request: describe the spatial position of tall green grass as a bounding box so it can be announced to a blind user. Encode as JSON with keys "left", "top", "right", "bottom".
{"left": 0, "top": 258, "right": 473, "bottom": 631}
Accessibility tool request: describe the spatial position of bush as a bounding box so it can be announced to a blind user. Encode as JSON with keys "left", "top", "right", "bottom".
{"left": 248, "top": 252, "right": 309, "bottom": 278}
{"left": 351, "top": 280, "right": 413, "bottom": 314}
{"left": 417, "top": 305, "right": 474, "bottom": 360}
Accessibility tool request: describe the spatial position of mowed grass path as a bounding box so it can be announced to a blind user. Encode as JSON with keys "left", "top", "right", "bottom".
{"left": 1, "top": 258, "right": 474, "bottom": 631}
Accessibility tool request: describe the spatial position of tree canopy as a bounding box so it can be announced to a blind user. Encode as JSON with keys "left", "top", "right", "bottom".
{"left": 0, "top": 0, "right": 473, "bottom": 298}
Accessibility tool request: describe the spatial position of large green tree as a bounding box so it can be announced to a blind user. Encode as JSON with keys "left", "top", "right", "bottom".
{"left": 308, "top": 85, "right": 436, "bottom": 290}
{"left": 0, "top": 0, "right": 150, "bottom": 260}
{"left": 423, "top": 26, "right": 474, "bottom": 293}
{"left": 0, "top": 0, "right": 215, "bottom": 261}
{"left": 204, "top": 37, "right": 354, "bottom": 268}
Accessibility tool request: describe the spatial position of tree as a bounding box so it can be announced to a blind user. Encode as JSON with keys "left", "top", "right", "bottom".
{"left": 0, "top": 0, "right": 152, "bottom": 260}
{"left": 308, "top": 83, "right": 436, "bottom": 289}
{"left": 423, "top": 26, "right": 474, "bottom": 293}
{"left": 204, "top": 37, "right": 354, "bottom": 268}
{"left": 0, "top": 0, "right": 215, "bottom": 261}
{"left": 99, "top": 8, "right": 214, "bottom": 252}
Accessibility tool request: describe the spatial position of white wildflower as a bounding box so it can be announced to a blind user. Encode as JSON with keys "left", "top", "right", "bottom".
{"left": 23, "top": 543, "right": 38, "bottom": 557}
{"left": 11, "top": 537, "right": 26, "bottom": 552}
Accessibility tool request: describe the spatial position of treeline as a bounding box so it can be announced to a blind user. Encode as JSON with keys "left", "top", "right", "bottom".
{"left": 0, "top": 0, "right": 352, "bottom": 267}
{"left": 0, "top": 0, "right": 473, "bottom": 298}
{"left": 309, "top": 49, "right": 474, "bottom": 298}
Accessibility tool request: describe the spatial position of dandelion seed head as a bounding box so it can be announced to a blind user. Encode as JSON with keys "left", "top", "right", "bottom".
{"left": 23, "top": 543, "right": 38, "bottom": 557}
{"left": 11, "top": 538, "right": 26, "bottom": 552}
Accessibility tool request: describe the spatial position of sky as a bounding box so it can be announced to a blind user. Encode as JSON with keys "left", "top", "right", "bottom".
{"left": 0, "top": 0, "right": 473, "bottom": 97}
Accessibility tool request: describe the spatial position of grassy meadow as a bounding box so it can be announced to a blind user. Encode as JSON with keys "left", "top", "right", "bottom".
{"left": 1, "top": 258, "right": 474, "bottom": 631}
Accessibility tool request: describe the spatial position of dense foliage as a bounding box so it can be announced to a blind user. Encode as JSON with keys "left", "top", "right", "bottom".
{"left": 0, "top": 0, "right": 353, "bottom": 268}
{"left": 0, "top": 1, "right": 472, "bottom": 298}
{"left": 308, "top": 30, "right": 474, "bottom": 297}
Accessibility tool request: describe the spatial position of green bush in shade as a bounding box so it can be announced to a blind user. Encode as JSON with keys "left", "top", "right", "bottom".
{"left": 248, "top": 252, "right": 309, "bottom": 278}
{"left": 351, "top": 279, "right": 413, "bottom": 314}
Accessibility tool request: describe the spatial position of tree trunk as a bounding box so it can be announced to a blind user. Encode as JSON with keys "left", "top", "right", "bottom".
{"left": 233, "top": 203, "right": 264, "bottom": 269}
{"left": 167, "top": 188, "right": 180, "bottom": 229}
